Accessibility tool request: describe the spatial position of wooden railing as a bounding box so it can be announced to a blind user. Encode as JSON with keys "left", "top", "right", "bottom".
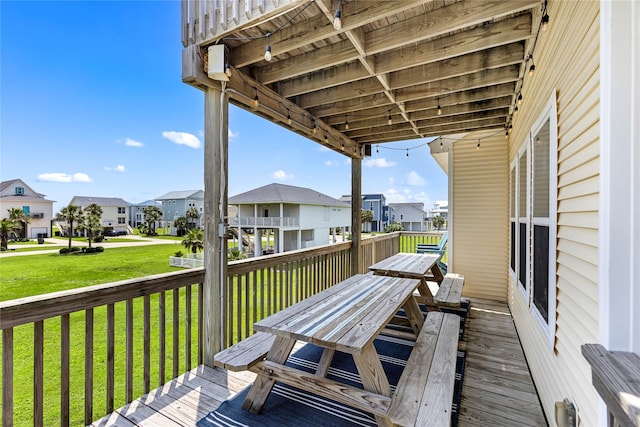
{"left": 0, "top": 231, "right": 444, "bottom": 426}
{"left": 0, "top": 269, "right": 205, "bottom": 427}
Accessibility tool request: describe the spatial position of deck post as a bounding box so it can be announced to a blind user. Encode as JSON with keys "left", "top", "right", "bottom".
{"left": 351, "top": 157, "right": 362, "bottom": 275}
{"left": 203, "top": 85, "right": 228, "bottom": 364}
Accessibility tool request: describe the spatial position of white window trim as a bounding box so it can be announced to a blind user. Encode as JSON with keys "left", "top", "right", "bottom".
{"left": 509, "top": 159, "right": 518, "bottom": 282}
{"left": 516, "top": 142, "right": 530, "bottom": 301}
{"left": 528, "top": 92, "right": 558, "bottom": 348}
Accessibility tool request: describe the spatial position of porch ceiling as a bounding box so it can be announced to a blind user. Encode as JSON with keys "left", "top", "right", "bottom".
{"left": 184, "top": 0, "right": 542, "bottom": 157}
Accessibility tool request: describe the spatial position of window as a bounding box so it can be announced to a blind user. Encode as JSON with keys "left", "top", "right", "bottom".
{"left": 118, "top": 207, "right": 126, "bottom": 214}
{"left": 118, "top": 217, "right": 126, "bottom": 224}
{"left": 509, "top": 93, "right": 557, "bottom": 345}
{"left": 15, "top": 187, "right": 24, "bottom": 195}
{"left": 22, "top": 206, "right": 30, "bottom": 215}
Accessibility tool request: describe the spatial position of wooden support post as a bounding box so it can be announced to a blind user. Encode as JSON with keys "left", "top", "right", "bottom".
{"left": 351, "top": 157, "right": 362, "bottom": 275}
{"left": 203, "top": 85, "right": 228, "bottom": 365}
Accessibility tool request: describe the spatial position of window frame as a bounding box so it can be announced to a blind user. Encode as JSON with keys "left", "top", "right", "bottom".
{"left": 515, "top": 142, "right": 530, "bottom": 300}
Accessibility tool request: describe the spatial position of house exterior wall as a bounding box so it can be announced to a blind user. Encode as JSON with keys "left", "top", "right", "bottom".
{"left": 0, "top": 199, "right": 54, "bottom": 238}
{"left": 507, "top": 1, "right": 600, "bottom": 423}
{"left": 298, "top": 204, "right": 350, "bottom": 229}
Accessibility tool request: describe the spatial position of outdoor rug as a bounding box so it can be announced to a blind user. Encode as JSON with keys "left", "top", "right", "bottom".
{"left": 198, "top": 333, "right": 466, "bottom": 427}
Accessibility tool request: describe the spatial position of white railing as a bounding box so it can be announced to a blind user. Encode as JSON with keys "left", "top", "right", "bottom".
{"left": 170, "top": 256, "right": 204, "bottom": 268}
{"left": 228, "top": 217, "right": 299, "bottom": 227}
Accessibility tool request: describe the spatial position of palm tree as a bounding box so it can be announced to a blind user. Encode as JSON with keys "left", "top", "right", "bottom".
{"left": 0, "top": 218, "right": 16, "bottom": 250}
{"left": 182, "top": 228, "right": 204, "bottom": 254}
{"left": 58, "top": 205, "right": 83, "bottom": 250}
{"left": 174, "top": 216, "right": 188, "bottom": 237}
{"left": 186, "top": 206, "right": 200, "bottom": 230}
{"left": 82, "top": 203, "right": 103, "bottom": 248}
{"left": 361, "top": 209, "right": 374, "bottom": 233}
{"left": 142, "top": 205, "right": 163, "bottom": 235}
{"left": 7, "top": 207, "right": 28, "bottom": 239}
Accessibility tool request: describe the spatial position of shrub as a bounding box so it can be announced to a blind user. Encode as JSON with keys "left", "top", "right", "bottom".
{"left": 59, "top": 248, "right": 69, "bottom": 254}
{"left": 70, "top": 247, "right": 82, "bottom": 253}
{"left": 94, "top": 235, "right": 104, "bottom": 243}
{"left": 384, "top": 222, "right": 404, "bottom": 233}
{"left": 174, "top": 250, "right": 184, "bottom": 258}
{"left": 95, "top": 246, "right": 105, "bottom": 253}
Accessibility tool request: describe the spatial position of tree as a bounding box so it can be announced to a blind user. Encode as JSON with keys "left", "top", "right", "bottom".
{"left": 361, "top": 209, "right": 374, "bottom": 232}
{"left": 186, "top": 206, "right": 200, "bottom": 230}
{"left": 174, "top": 216, "right": 188, "bottom": 236}
{"left": 433, "top": 215, "right": 445, "bottom": 230}
{"left": 7, "top": 207, "right": 28, "bottom": 238}
{"left": 81, "top": 203, "right": 103, "bottom": 248}
{"left": 142, "top": 205, "right": 163, "bottom": 235}
{"left": 58, "top": 205, "right": 84, "bottom": 250}
{"left": 0, "top": 218, "right": 16, "bottom": 250}
{"left": 182, "top": 228, "right": 204, "bottom": 254}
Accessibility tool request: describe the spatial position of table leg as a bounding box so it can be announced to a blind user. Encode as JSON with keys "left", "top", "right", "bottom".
{"left": 353, "top": 341, "right": 391, "bottom": 426}
{"left": 402, "top": 296, "right": 424, "bottom": 335}
{"left": 242, "top": 336, "right": 295, "bottom": 413}
{"left": 430, "top": 263, "right": 444, "bottom": 284}
{"left": 417, "top": 278, "right": 439, "bottom": 312}
{"left": 315, "top": 348, "right": 335, "bottom": 377}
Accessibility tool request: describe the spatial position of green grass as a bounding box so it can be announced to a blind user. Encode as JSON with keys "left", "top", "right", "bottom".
{"left": 0, "top": 245, "right": 199, "bottom": 426}
{"left": 3, "top": 245, "right": 65, "bottom": 253}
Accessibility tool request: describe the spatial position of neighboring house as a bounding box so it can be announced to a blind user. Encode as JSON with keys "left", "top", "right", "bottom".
{"left": 129, "top": 200, "right": 161, "bottom": 228}
{"left": 155, "top": 190, "right": 204, "bottom": 234}
{"left": 428, "top": 200, "right": 448, "bottom": 221}
{"left": 388, "top": 203, "right": 428, "bottom": 232}
{"left": 340, "top": 193, "right": 388, "bottom": 232}
{"left": 67, "top": 196, "right": 130, "bottom": 234}
{"left": 0, "top": 179, "right": 55, "bottom": 238}
{"left": 230, "top": 183, "right": 350, "bottom": 256}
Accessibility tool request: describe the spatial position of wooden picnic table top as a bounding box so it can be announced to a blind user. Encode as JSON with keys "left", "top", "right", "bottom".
{"left": 368, "top": 252, "right": 441, "bottom": 278}
{"left": 254, "top": 273, "right": 421, "bottom": 354}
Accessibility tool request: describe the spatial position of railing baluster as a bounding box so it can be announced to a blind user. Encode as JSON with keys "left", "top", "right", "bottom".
{"left": 61, "top": 314, "right": 70, "bottom": 426}
{"left": 34, "top": 320, "right": 43, "bottom": 427}
{"left": 143, "top": 295, "right": 150, "bottom": 393}
{"left": 260, "top": 268, "right": 265, "bottom": 320}
{"left": 84, "top": 308, "right": 93, "bottom": 425}
{"left": 252, "top": 270, "right": 258, "bottom": 327}
{"left": 106, "top": 303, "right": 114, "bottom": 413}
{"left": 159, "top": 291, "right": 165, "bottom": 386}
{"left": 185, "top": 285, "right": 192, "bottom": 372}
{"left": 244, "top": 272, "right": 250, "bottom": 339}
{"left": 3, "top": 328, "right": 13, "bottom": 427}
{"left": 226, "top": 277, "right": 233, "bottom": 348}
{"left": 198, "top": 282, "right": 204, "bottom": 365}
{"left": 172, "top": 289, "right": 179, "bottom": 378}
{"left": 126, "top": 299, "right": 134, "bottom": 403}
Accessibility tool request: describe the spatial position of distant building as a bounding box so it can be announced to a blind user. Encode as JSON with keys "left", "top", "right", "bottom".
{"left": 68, "top": 196, "right": 131, "bottom": 233}
{"left": 230, "top": 183, "right": 350, "bottom": 256}
{"left": 388, "top": 202, "right": 428, "bottom": 232}
{"left": 429, "top": 200, "right": 448, "bottom": 220}
{"left": 129, "top": 200, "right": 162, "bottom": 228}
{"left": 339, "top": 193, "right": 388, "bottom": 232}
{"left": 155, "top": 190, "right": 204, "bottom": 233}
{"left": 0, "top": 179, "right": 55, "bottom": 238}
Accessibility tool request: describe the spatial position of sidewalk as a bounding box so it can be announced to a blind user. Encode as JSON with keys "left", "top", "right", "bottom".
{"left": 0, "top": 236, "right": 180, "bottom": 258}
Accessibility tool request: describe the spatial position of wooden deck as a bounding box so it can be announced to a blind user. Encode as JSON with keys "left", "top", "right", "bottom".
{"left": 91, "top": 299, "right": 547, "bottom": 427}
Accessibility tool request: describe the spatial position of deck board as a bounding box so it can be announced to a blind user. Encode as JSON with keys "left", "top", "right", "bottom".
{"left": 92, "top": 299, "right": 548, "bottom": 426}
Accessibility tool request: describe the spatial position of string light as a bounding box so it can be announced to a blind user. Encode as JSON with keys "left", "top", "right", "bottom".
{"left": 341, "top": 140, "right": 345, "bottom": 151}
{"left": 264, "top": 33, "right": 272, "bottom": 61}
{"left": 528, "top": 55, "right": 536, "bottom": 76}
{"left": 514, "top": 105, "right": 519, "bottom": 115}
{"left": 541, "top": 11, "right": 550, "bottom": 32}
{"left": 345, "top": 114, "right": 349, "bottom": 130}
{"left": 225, "top": 62, "right": 232, "bottom": 78}
{"left": 324, "top": 132, "right": 328, "bottom": 143}
{"left": 253, "top": 87, "right": 259, "bottom": 107}
{"left": 517, "top": 93, "right": 523, "bottom": 106}
{"left": 376, "top": 145, "right": 379, "bottom": 154}
{"left": 287, "top": 109, "right": 292, "bottom": 125}
{"left": 476, "top": 141, "right": 481, "bottom": 150}
{"left": 388, "top": 114, "right": 392, "bottom": 125}
{"left": 406, "top": 149, "right": 409, "bottom": 157}
{"left": 333, "top": 0, "right": 342, "bottom": 30}
{"left": 437, "top": 98, "right": 442, "bottom": 116}
{"left": 312, "top": 120, "right": 317, "bottom": 134}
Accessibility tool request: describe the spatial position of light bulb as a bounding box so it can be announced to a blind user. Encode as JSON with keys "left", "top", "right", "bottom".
{"left": 517, "top": 93, "right": 523, "bottom": 106}
{"left": 287, "top": 113, "right": 292, "bottom": 125}
{"left": 529, "top": 64, "right": 535, "bottom": 76}
{"left": 312, "top": 121, "right": 317, "bottom": 134}
{"left": 476, "top": 142, "right": 480, "bottom": 150}
{"left": 345, "top": 122, "right": 349, "bottom": 130}
{"left": 514, "top": 105, "right": 519, "bottom": 114}
{"left": 437, "top": 105, "right": 442, "bottom": 115}
{"left": 388, "top": 115, "right": 392, "bottom": 125}
{"left": 264, "top": 45, "right": 272, "bottom": 62}
{"left": 253, "top": 95, "right": 259, "bottom": 108}
{"left": 541, "top": 13, "right": 549, "bottom": 32}
{"left": 333, "top": 10, "right": 342, "bottom": 30}
{"left": 225, "top": 63, "right": 232, "bottom": 78}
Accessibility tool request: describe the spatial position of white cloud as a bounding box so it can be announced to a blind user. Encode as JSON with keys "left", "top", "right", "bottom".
{"left": 228, "top": 128, "right": 239, "bottom": 139}
{"left": 364, "top": 158, "right": 397, "bottom": 168}
{"left": 38, "top": 172, "right": 92, "bottom": 183}
{"left": 124, "top": 138, "right": 144, "bottom": 147}
{"left": 104, "top": 165, "right": 126, "bottom": 172}
{"left": 325, "top": 160, "right": 337, "bottom": 167}
{"left": 162, "top": 131, "right": 201, "bottom": 149}
{"left": 384, "top": 188, "right": 406, "bottom": 203}
{"left": 406, "top": 171, "right": 426, "bottom": 186}
{"left": 273, "top": 170, "right": 294, "bottom": 181}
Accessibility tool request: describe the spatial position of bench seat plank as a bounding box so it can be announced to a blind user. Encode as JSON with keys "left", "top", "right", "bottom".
{"left": 387, "top": 312, "right": 460, "bottom": 427}
{"left": 213, "top": 332, "right": 276, "bottom": 371}
{"left": 434, "top": 273, "right": 464, "bottom": 308}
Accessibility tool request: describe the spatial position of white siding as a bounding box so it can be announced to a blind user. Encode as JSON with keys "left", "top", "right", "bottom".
{"left": 452, "top": 133, "right": 509, "bottom": 301}
{"left": 507, "top": 1, "right": 600, "bottom": 423}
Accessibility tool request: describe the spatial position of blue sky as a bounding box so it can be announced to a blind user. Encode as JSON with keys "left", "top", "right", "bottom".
{"left": 1, "top": 1, "right": 448, "bottom": 213}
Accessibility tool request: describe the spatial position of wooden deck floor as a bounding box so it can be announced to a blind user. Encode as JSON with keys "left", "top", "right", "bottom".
{"left": 92, "top": 299, "right": 547, "bottom": 427}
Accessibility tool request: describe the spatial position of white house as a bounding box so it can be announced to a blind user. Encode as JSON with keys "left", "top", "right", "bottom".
{"left": 129, "top": 200, "right": 161, "bottom": 228}
{"left": 0, "top": 179, "right": 55, "bottom": 238}
{"left": 67, "top": 196, "right": 130, "bottom": 234}
{"left": 388, "top": 203, "right": 429, "bottom": 232}
{"left": 155, "top": 190, "right": 204, "bottom": 233}
{"left": 229, "top": 183, "right": 350, "bottom": 256}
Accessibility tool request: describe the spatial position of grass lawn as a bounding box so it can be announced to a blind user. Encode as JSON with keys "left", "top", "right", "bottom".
{"left": 0, "top": 245, "right": 199, "bottom": 426}
{"left": 3, "top": 245, "right": 66, "bottom": 253}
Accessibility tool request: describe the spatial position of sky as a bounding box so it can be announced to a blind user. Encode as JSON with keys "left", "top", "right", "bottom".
{"left": 1, "top": 1, "right": 448, "bottom": 214}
